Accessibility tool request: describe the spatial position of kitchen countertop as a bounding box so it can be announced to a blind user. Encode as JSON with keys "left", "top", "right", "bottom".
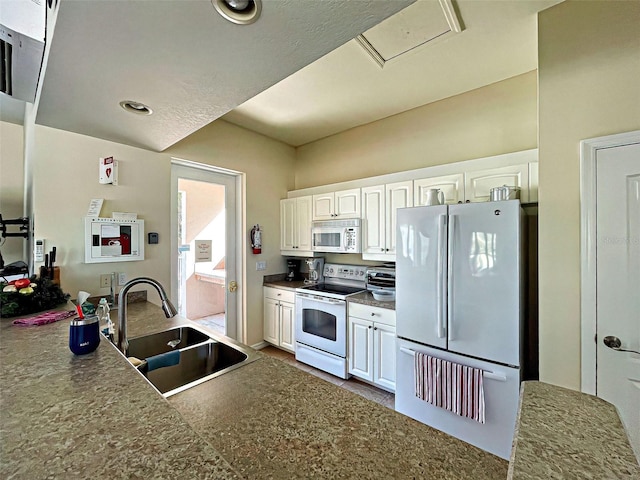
{"left": 508, "top": 381, "right": 639, "bottom": 479}
{"left": 2, "top": 301, "right": 636, "bottom": 478}
{"left": 263, "top": 279, "right": 306, "bottom": 290}
{"left": 348, "top": 290, "right": 396, "bottom": 310}
{"left": 0, "top": 302, "right": 241, "bottom": 479}
{"left": 1, "top": 301, "right": 505, "bottom": 479}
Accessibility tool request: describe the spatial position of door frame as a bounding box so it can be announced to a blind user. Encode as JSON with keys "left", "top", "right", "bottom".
{"left": 579, "top": 129, "right": 640, "bottom": 394}
{"left": 170, "top": 157, "right": 246, "bottom": 342}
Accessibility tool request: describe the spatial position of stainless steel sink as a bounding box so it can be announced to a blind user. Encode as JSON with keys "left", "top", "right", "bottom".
{"left": 127, "top": 326, "right": 209, "bottom": 360}
{"left": 124, "top": 324, "right": 260, "bottom": 397}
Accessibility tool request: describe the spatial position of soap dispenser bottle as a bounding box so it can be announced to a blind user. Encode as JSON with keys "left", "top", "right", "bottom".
{"left": 97, "top": 297, "right": 114, "bottom": 342}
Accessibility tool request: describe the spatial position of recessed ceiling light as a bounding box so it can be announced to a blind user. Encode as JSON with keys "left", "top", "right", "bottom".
{"left": 119, "top": 100, "right": 153, "bottom": 116}
{"left": 212, "top": 0, "right": 262, "bottom": 25}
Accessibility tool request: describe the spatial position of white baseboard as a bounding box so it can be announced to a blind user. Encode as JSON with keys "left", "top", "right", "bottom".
{"left": 251, "top": 341, "right": 269, "bottom": 350}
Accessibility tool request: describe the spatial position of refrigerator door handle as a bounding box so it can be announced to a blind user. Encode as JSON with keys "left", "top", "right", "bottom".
{"left": 447, "top": 214, "right": 455, "bottom": 341}
{"left": 436, "top": 213, "right": 447, "bottom": 339}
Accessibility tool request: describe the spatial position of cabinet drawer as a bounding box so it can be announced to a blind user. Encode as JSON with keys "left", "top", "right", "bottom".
{"left": 264, "top": 287, "right": 296, "bottom": 304}
{"left": 349, "top": 302, "right": 395, "bottom": 327}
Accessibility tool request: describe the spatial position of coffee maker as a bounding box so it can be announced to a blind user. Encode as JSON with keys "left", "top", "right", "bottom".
{"left": 286, "top": 259, "right": 300, "bottom": 282}
{"left": 304, "top": 257, "right": 324, "bottom": 284}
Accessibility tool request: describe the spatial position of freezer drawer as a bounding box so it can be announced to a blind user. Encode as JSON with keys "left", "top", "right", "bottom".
{"left": 395, "top": 338, "right": 521, "bottom": 460}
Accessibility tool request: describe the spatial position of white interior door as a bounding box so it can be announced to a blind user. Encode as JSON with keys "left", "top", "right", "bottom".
{"left": 170, "top": 160, "right": 241, "bottom": 341}
{"left": 596, "top": 142, "right": 640, "bottom": 460}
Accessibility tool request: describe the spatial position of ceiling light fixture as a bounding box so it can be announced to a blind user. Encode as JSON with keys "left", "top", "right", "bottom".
{"left": 212, "top": 0, "right": 261, "bottom": 25}
{"left": 119, "top": 100, "right": 153, "bottom": 116}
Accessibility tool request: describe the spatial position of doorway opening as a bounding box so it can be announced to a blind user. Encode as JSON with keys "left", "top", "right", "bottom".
{"left": 171, "top": 159, "right": 242, "bottom": 341}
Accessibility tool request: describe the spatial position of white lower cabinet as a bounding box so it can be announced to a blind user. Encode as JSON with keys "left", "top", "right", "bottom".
{"left": 263, "top": 287, "right": 296, "bottom": 353}
{"left": 348, "top": 302, "right": 396, "bottom": 392}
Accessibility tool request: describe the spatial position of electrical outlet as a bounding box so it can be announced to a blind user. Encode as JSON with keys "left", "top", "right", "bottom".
{"left": 118, "top": 272, "right": 127, "bottom": 286}
{"left": 256, "top": 261, "right": 267, "bottom": 271}
{"left": 100, "top": 274, "right": 111, "bottom": 288}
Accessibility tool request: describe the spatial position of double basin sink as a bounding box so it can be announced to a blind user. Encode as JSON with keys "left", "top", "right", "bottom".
{"left": 124, "top": 325, "right": 260, "bottom": 397}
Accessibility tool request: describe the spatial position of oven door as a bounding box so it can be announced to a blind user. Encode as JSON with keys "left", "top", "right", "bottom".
{"left": 295, "top": 293, "right": 346, "bottom": 357}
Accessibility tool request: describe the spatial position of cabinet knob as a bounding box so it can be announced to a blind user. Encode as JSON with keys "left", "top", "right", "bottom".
{"left": 371, "top": 313, "right": 376, "bottom": 316}
{"left": 368, "top": 325, "right": 372, "bottom": 329}
{"left": 374, "top": 327, "right": 378, "bottom": 330}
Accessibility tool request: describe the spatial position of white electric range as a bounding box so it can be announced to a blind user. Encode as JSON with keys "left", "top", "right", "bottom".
{"left": 294, "top": 263, "right": 367, "bottom": 378}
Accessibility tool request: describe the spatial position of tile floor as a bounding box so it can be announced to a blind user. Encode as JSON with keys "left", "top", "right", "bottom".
{"left": 260, "top": 345, "right": 395, "bottom": 410}
{"left": 193, "top": 313, "right": 225, "bottom": 335}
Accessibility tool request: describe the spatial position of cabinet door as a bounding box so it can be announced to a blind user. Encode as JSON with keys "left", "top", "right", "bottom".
{"left": 335, "top": 188, "right": 361, "bottom": 218}
{"left": 312, "top": 193, "right": 335, "bottom": 220}
{"left": 374, "top": 323, "right": 396, "bottom": 392}
{"left": 263, "top": 297, "right": 280, "bottom": 345}
{"left": 361, "top": 185, "right": 386, "bottom": 256}
{"left": 414, "top": 173, "right": 464, "bottom": 205}
{"left": 280, "top": 199, "right": 297, "bottom": 250}
{"left": 386, "top": 180, "right": 414, "bottom": 256}
{"left": 279, "top": 301, "right": 296, "bottom": 352}
{"left": 296, "top": 196, "right": 313, "bottom": 251}
{"left": 348, "top": 317, "right": 373, "bottom": 381}
{"left": 464, "top": 164, "right": 529, "bottom": 203}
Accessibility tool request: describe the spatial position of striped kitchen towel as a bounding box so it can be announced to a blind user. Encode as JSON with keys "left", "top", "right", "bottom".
{"left": 414, "top": 352, "right": 485, "bottom": 424}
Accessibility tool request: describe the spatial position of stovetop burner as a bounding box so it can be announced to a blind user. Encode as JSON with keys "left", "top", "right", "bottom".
{"left": 299, "top": 283, "right": 365, "bottom": 296}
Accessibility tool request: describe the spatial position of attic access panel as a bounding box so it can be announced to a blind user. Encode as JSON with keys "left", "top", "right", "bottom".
{"left": 357, "top": 0, "right": 463, "bottom": 67}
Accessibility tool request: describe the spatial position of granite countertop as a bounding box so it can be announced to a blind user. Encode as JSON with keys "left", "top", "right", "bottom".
{"left": 0, "top": 301, "right": 506, "bottom": 479}
{"left": 348, "top": 290, "right": 396, "bottom": 310}
{"left": 3, "top": 301, "right": 636, "bottom": 478}
{"left": 0, "top": 302, "right": 241, "bottom": 479}
{"left": 508, "top": 381, "right": 639, "bottom": 479}
{"left": 263, "top": 279, "right": 306, "bottom": 290}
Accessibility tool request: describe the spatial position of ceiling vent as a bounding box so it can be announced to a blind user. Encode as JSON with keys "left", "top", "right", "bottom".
{"left": 356, "top": 0, "right": 463, "bottom": 68}
{"left": 0, "top": 1, "right": 46, "bottom": 103}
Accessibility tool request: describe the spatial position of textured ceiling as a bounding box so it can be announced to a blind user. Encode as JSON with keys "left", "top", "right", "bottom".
{"left": 33, "top": 0, "right": 413, "bottom": 151}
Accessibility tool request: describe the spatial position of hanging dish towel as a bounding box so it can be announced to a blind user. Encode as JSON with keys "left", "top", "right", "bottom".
{"left": 414, "top": 352, "right": 485, "bottom": 424}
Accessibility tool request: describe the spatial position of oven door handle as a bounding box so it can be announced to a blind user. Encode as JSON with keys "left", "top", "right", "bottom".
{"left": 296, "top": 293, "right": 345, "bottom": 306}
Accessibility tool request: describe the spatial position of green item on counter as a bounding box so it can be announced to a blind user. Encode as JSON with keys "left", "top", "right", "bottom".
{"left": 81, "top": 302, "right": 96, "bottom": 315}
{"left": 0, "top": 276, "right": 71, "bottom": 318}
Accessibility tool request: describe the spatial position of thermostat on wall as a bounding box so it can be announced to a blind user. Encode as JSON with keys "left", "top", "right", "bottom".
{"left": 148, "top": 232, "right": 159, "bottom": 244}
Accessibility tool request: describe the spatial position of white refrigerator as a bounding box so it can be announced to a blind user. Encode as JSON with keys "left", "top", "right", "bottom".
{"left": 395, "top": 200, "right": 524, "bottom": 460}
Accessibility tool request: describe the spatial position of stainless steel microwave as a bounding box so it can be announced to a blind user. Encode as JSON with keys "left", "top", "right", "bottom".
{"left": 311, "top": 219, "right": 361, "bottom": 253}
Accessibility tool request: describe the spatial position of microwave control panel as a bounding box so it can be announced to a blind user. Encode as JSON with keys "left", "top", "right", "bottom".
{"left": 345, "top": 228, "right": 358, "bottom": 251}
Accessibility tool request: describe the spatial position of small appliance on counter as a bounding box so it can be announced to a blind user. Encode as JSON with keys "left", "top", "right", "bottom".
{"left": 303, "top": 257, "right": 324, "bottom": 284}
{"left": 365, "top": 265, "right": 396, "bottom": 292}
{"left": 286, "top": 259, "right": 301, "bottom": 282}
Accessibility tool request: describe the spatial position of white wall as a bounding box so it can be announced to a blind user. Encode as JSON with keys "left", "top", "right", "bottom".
{"left": 32, "top": 125, "right": 171, "bottom": 304}
{"left": 26, "top": 120, "right": 295, "bottom": 347}
{"left": 295, "top": 71, "right": 537, "bottom": 189}
{"left": 537, "top": 0, "right": 640, "bottom": 389}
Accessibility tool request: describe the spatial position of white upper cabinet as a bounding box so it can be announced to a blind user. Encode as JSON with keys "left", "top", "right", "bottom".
{"left": 414, "top": 173, "right": 464, "bottom": 205}
{"left": 386, "top": 181, "right": 413, "bottom": 257}
{"left": 280, "top": 196, "right": 312, "bottom": 255}
{"left": 361, "top": 185, "right": 386, "bottom": 256}
{"left": 361, "top": 181, "right": 412, "bottom": 261}
{"left": 312, "top": 188, "right": 360, "bottom": 220}
{"left": 464, "top": 164, "right": 530, "bottom": 203}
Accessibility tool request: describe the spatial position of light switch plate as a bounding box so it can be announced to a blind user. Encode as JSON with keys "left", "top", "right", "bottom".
{"left": 256, "top": 261, "right": 266, "bottom": 271}
{"left": 118, "top": 272, "right": 127, "bottom": 285}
